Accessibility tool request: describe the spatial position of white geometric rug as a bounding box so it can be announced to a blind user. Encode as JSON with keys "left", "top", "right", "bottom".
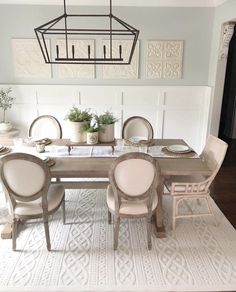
{"left": 0, "top": 189, "right": 236, "bottom": 292}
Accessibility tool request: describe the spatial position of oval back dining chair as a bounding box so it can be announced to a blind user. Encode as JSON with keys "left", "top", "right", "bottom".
{"left": 107, "top": 152, "right": 160, "bottom": 250}
{"left": 122, "top": 116, "right": 154, "bottom": 141}
{"left": 165, "top": 135, "right": 228, "bottom": 230}
{"left": 0, "top": 153, "right": 65, "bottom": 251}
{"left": 29, "top": 115, "right": 62, "bottom": 139}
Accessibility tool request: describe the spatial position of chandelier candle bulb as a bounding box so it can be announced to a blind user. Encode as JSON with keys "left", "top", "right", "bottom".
{"left": 103, "top": 45, "right": 106, "bottom": 59}
{"left": 88, "top": 45, "right": 91, "bottom": 59}
{"left": 56, "top": 45, "right": 59, "bottom": 59}
{"left": 119, "top": 45, "right": 122, "bottom": 59}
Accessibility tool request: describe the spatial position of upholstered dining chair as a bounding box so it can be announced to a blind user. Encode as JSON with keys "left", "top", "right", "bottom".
{"left": 0, "top": 153, "right": 65, "bottom": 251}
{"left": 29, "top": 115, "right": 62, "bottom": 139}
{"left": 165, "top": 135, "right": 228, "bottom": 230}
{"left": 122, "top": 116, "right": 154, "bottom": 141}
{"left": 106, "top": 152, "right": 160, "bottom": 250}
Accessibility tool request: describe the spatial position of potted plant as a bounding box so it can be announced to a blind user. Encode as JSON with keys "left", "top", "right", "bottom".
{"left": 0, "top": 87, "right": 14, "bottom": 133}
{"left": 83, "top": 116, "right": 99, "bottom": 145}
{"left": 98, "top": 110, "right": 118, "bottom": 142}
{"left": 65, "top": 107, "right": 92, "bottom": 143}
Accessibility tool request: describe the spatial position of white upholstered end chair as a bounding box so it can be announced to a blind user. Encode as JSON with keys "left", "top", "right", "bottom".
{"left": 107, "top": 152, "right": 160, "bottom": 250}
{"left": 165, "top": 135, "right": 228, "bottom": 230}
{"left": 0, "top": 153, "right": 65, "bottom": 251}
{"left": 122, "top": 116, "right": 154, "bottom": 141}
{"left": 29, "top": 115, "right": 62, "bottom": 139}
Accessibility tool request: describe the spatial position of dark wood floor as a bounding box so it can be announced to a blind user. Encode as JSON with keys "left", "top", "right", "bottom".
{"left": 211, "top": 138, "right": 236, "bottom": 228}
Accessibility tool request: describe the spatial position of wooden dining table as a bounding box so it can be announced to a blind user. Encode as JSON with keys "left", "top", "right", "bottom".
{"left": 0, "top": 137, "right": 212, "bottom": 239}
{"left": 47, "top": 138, "right": 212, "bottom": 238}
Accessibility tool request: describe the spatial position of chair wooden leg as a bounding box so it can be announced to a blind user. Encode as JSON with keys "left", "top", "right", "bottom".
{"left": 12, "top": 218, "right": 17, "bottom": 251}
{"left": 147, "top": 216, "right": 152, "bottom": 250}
{"left": 113, "top": 216, "right": 120, "bottom": 250}
{"left": 43, "top": 216, "right": 51, "bottom": 251}
{"left": 108, "top": 210, "right": 112, "bottom": 224}
{"left": 62, "top": 197, "right": 66, "bottom": 224}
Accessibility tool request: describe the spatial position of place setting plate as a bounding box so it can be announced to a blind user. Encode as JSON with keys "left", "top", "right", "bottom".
{"left": 0, "top": 148, "right": 12, "bottom": 156}
{"left": 166, "top": 144, "right": 192, "bottom": 154}
{"left": 25, "top": 137, "right": 52, "bottom": 147}
{"left": 124, "top": 136, "right": 153, "bottom": 147}
{"left": 0, "top": 144, "right": 12, "bottom": 156}
{"left": 34, "top": 138, "right": 52, "bottom": 145}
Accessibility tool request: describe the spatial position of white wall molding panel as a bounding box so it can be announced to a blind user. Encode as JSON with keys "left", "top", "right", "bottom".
{"left": 12, "top": 39, "right": 52, "bottom": 79}
{"left": 102, "top": 40, "right": 139, "bottom": 79}
{"left": 56, "top": 39, "right": 95, "bottom": 79}
{"left": 145, "top": 40, "right": 184, "bottom": 79}
{"left": 0, "top": 84, "right": 211, "bottom": 153}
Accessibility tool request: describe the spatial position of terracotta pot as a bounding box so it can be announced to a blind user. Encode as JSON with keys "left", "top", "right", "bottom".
{"left": 99, "top": 123, "right": 115, "bottom": 143}
{"left": 87, "top": 132, "right": 98, "bottom": 145}
{"left": 68, "top": 121, "right": 88, "bottom": 143}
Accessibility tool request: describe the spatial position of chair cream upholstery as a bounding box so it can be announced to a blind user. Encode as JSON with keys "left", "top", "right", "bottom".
{"left": 29, "top": 115, "right": 62, "bottom": 139}
{"left": 122, "top": 116, "right": 154, "bottom": 141}
{"left": 165, "top": 135, "right": 228, "bottom": 230}
{"left": 0, "top": 153, "right": 65, "bottom": 251}
{"left": 106, "top": 152, "right": 160, "bottom": 250}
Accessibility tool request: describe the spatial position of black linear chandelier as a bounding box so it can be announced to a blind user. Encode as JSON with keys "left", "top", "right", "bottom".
{"left": 34, "top": 0, "right": 139, "bottom": 65}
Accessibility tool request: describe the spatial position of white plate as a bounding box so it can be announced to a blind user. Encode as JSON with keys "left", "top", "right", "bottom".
{"left": 167, "top": 144, "right": 191, "bottom": 153}
{"left": 129, "top": 136, "right": 148, "bottom": 143}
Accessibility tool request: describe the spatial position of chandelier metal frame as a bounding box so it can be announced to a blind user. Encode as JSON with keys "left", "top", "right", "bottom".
{"left": 34, "top": 0, "right": 139, "bottom": 65}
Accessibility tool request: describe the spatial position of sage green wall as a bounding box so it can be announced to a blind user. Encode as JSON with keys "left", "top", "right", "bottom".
{"left": 0, "top": 5, "right": 214, "bottom": 85}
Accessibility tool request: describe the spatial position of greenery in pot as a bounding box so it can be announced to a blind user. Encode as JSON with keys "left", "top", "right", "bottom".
{"left": 98, "top": 110, "right": 118, "bottom": 125}
{"left": 0, "top": 87, "right": 14, "bottom": 123}
{"left": 83, "top": 115, "right": 100, "bottom": 132}
{"left": 65, "top": 106, "right": 92, "bottom": 122}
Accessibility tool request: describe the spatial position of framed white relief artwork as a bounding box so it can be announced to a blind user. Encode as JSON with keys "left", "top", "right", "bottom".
{"left": 12, "top": 39, "right": 52, "bottom": 78}
{"left": 56, "top": 39, "right": 95, "bottom": 79}
{"left": 102, "top": 40, "right": 139, "bottom": 79}
{"left": 145, "top": 40, "right": 184, "bottom": 79}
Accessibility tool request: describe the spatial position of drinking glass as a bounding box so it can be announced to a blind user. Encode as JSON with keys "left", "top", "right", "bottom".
{"left": 13, "top": 137, "right": 23, "bottom": 149}
{"left": 116, "top": 139, "right": 123, "bottom": 150}
{"left": 138, "top": 145, "right": 148, "bottom": 153}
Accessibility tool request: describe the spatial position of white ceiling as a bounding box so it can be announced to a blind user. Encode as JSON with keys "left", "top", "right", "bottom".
{"left": 0, "top": 0, "right": 229, "bottom": 7}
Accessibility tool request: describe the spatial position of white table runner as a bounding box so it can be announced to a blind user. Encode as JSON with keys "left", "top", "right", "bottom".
{"left": 17, "top": 145, "right": 198, "bottom": 159}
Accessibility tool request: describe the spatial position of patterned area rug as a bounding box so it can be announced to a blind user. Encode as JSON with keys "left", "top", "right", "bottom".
{"left": 0, "top": 189, "right": 236, "bottom": 292}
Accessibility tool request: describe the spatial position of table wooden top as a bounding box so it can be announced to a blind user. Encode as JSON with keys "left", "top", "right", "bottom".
{"left": 49, "top": 138, "right": 211, "bottom": 178}
{"left": 0, "top": 138, "right": 211, "bottom": 178}
{"left": 50, "top": 156, "right": 211, "bottom": 178}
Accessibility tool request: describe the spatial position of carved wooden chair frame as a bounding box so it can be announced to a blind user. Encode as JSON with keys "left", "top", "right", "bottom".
{"left": 168, "top": 135, "right": 228, "bottom": 230}
{"left": 121, "top": 116, "right": 154, "bottom": 140}
{"left": 0, "top": 153, "right": 65, "bottom": 251}
{"left": 108, "top": 152, "right": 160, "bottom": 250}
{"left": 29, "top": 115, "right": 63, "bottom": 139}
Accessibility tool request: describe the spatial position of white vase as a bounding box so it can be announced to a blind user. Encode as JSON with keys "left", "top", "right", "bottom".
{"left": 69, "top": 121, "right": 88, "bottom": 143}
{"left": 0, "top": 122, "right": 12, "bottom": 133}
{"left": 99, "top": 124, "right": 115, "bottom": 143}
{"left": 87, "top": 132, "right": 98, "bottom": 145}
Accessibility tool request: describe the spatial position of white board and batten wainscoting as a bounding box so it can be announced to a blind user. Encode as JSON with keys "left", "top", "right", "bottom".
{"left": 0, "top": 85, "right": 211, "bottom": 154}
